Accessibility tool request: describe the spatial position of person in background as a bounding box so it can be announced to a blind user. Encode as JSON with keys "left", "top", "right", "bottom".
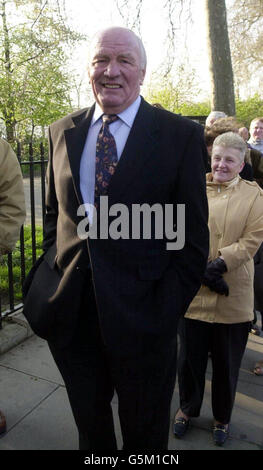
{"left": 205, "top": 117, "right": 253, "bottom": 181}
{"left": 173, "top": 132, "right": 263, "bottom": 446}
{"left": 250, "top": 246, "right": 263, "bottom": 337}
{"left": 248, "top": 118, "right": 263, "bottom": 154}
{"left": 0, "top": 137, "right": 26, "bottom": 435}
{"left": 205, "top": 111, "right": 227, "bottom": 128}
{"left": 239, "top": 123, "right": 263, "bottom": 339}
{"left": 238, "top": 126, "right": 249, "bottom": 142}
{"left": 205, "top": 117, "right": 263, "bottom": 187}
{"left": 206, "top": 119, "right": 263, "bottom": 337}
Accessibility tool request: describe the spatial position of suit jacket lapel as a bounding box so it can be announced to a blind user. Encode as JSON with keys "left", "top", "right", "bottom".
{"left": 64, "top": 104, "right": 95, "bottom": 205}
{"left": 64, "top": 99, "right": 159, "bottom": 207}
{"left": 108, "top": 99, "right": 159, "bottom": 204}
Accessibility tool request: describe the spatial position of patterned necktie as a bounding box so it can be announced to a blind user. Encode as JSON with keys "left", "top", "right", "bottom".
{"left": 94, "top": 114, "right": 118, "bottom": 207}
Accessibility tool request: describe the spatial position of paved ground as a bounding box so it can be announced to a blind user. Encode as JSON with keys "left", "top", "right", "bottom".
{"left": 0, "top": 310, "right": 262, "bottom": 456}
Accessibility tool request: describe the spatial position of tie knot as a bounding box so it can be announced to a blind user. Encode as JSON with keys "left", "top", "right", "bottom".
{"left": 102, "top": 114, "right": 118, "bottom": 125}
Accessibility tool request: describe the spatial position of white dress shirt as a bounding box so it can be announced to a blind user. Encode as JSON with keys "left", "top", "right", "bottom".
{"left": 79, "top": 96, "right": 141, "bottom": 222}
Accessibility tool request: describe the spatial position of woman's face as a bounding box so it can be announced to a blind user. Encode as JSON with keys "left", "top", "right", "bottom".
{"left": 211, "top": 145, "right": 244, "bottom": 184}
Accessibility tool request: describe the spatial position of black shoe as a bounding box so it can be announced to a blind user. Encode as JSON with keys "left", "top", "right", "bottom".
{"left": 250, "top": 324, "right": 261, "bottom": 336}
{"left": 212, "top": 424, "right": 229, "bottom": 446}
{"left": 0, "top": 410, "right": 6, "bottom": 436}
{"left": 173, "top": 416, "right": 190, "bottom": 438}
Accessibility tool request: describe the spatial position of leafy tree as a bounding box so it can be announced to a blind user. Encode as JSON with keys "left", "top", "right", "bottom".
{"left": 0, "top": 0, "right": 85, "bottom": 144}
{"left": 145, "top": 64, "right": 203, "bottom": 113}
{"left": 235, "top": 94, "right": 263, "bottom": 128}
{"left": 228, "top": 0, "right": 263, "bottom": 96}
{"left": 176, "top": 101, "right": 210, "bottom": 118}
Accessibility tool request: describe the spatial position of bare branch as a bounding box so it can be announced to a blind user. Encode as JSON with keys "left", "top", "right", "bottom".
{"left": 30, "top": 0, "right": 48, "bottom": 29}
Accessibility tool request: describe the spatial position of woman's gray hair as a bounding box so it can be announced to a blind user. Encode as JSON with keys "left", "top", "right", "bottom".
{"left": 212, "top": 131, "right": 247, "bottom": 162}
{"left": 205, "top": 111, "right": 227, "bottom": 127}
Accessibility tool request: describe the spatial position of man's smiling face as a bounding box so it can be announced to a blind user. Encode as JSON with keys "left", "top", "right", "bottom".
{"left": 88, "top": 28, "right": 146, "bottom": 114}
{"left": 250, "top": 120, "right": 263, "bottom": 142}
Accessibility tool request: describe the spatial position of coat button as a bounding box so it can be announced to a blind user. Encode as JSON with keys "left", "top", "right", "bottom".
{"left": 216, "top": 233, "right": 222, "bottom": 239}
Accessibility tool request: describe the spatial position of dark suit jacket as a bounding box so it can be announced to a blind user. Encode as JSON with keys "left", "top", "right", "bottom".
{"left": 23, "top": 98, "right": 209, "bottom": 353}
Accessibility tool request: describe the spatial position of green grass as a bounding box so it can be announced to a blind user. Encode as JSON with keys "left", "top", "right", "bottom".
{"left": 0, "top": 225, "right": 43, "bottom": 308}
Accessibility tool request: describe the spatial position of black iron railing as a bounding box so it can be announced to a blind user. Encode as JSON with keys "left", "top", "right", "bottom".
{"left": 0, "top": 143, "right": 48, "bottom": 328}
{"left": 184, "top": 115, "right": 207, "bottom": 126}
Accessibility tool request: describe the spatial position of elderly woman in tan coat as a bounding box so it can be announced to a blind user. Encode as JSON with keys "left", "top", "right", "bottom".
{"left": 173, "top": 132, "right": 263, "bottom": 446}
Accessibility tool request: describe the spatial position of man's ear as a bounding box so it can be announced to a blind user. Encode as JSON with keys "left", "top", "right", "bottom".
{"left": 140, "top": 69, "right": 146, "bottom": 86}
{"left": 239, "top": 161, "right": 245, "bottom": 173}
{"left": 87, "top": 70, "right": 91, "bottom": 84}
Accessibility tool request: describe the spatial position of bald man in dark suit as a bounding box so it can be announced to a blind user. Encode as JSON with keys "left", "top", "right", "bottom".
{"left": 24, "top": 26, "right": 209, "bottom": 450}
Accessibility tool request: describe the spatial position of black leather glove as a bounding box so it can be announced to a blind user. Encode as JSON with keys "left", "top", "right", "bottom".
{"left": 208, "top": 277, "right": 229, "bottom": 296}
{"left": 203, "top": 258, "right": 229, "bottom": 296}
{"left": 204, "top": 258, "right": 227, "bottom": 280}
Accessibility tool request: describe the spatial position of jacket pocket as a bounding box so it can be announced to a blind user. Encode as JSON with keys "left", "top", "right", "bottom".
{"left": 22, "top": 242, "right": 58, "bottom": 298}
{"left": 43, "top": 242, "right": 57, "bottom": 269}
{"left": 23, "top": 257, "right": 62, "bottom": 340}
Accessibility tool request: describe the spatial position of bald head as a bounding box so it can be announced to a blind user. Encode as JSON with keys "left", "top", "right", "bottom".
{"left": 90, "top": 27, "right": 147, "bottom": 70}
{"left": 87, "top": 26, "right": 147, "bottom": 114}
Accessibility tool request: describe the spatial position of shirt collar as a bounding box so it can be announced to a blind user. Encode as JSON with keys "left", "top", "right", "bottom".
{"left": 91, "top": 95, "right": 141, "bottom": 127}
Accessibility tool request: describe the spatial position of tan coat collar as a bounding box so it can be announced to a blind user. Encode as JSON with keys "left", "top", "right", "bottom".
{"left": 206, "top": 173, "right": 240, "bottom": 190}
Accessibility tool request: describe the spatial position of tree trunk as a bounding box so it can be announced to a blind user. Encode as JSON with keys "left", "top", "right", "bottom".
{"left": 205, "top": 0, "right": 235, "bottom": 115}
